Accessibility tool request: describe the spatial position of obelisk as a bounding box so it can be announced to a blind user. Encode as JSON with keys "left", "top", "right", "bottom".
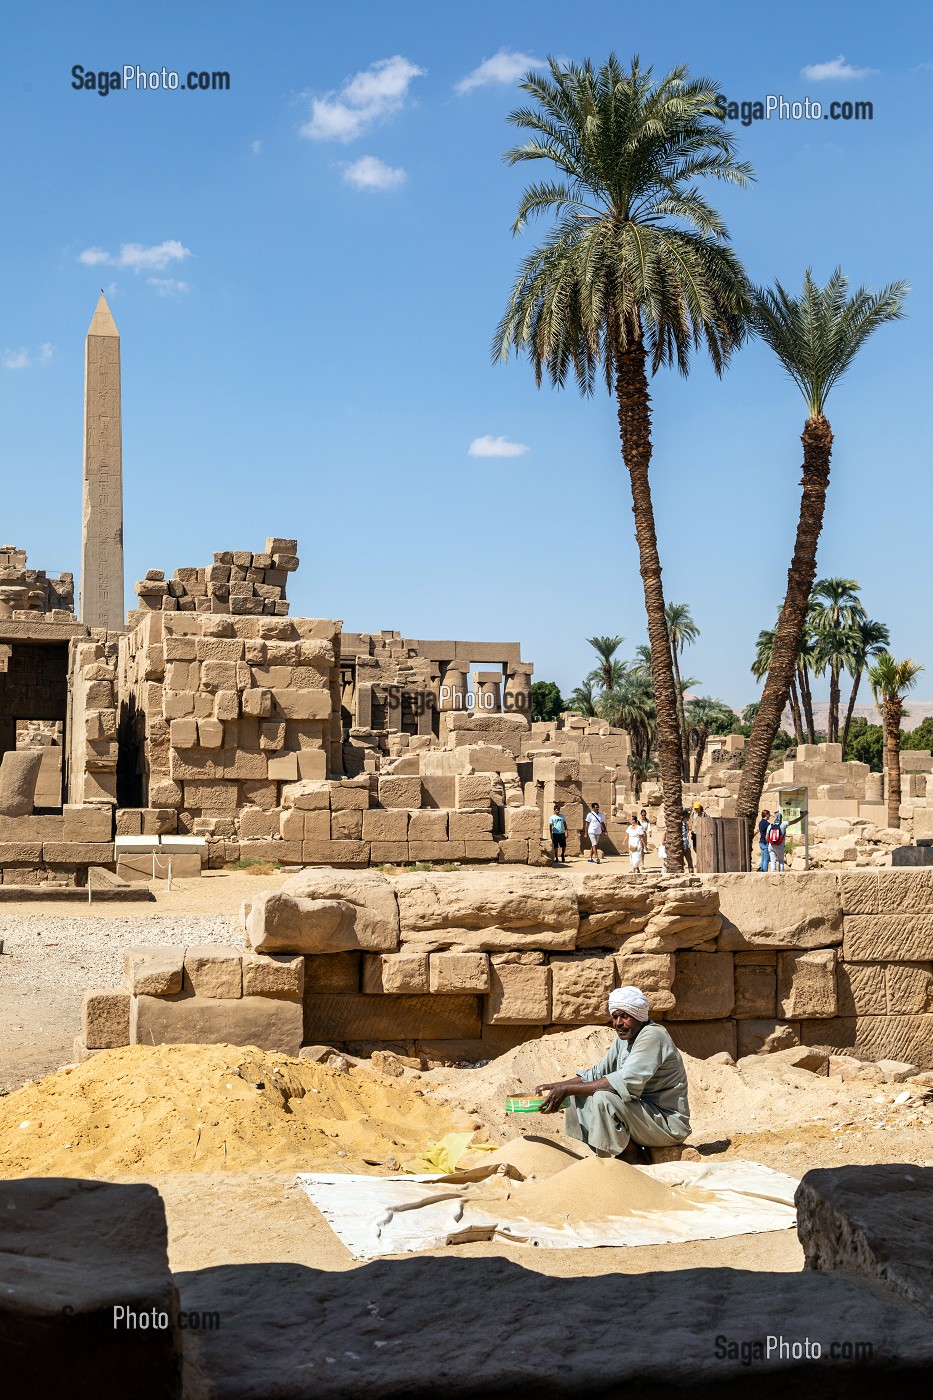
{"left": 79, "top": 293, "right": 124, "bottom": 631}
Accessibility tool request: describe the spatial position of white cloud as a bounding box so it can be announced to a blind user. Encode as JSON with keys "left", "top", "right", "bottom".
{"left": 300, "top": 55, "right": 425, "bottom": 142}
{"left": 251, "top": 139, "right": 263, "bottom": 155}
{"left": 343, "top": 155, "right": 407, "bottom": 191}
{"left": 77, "top": 240, "right": 192, "bottom": 272}
{"left": 2, "top": 344, "right": 54, "bottom": 369}
{"left": 147, "top": 277, "right": 191, "bottom": 297}
{"left": 801, "top": 55, "right": 876, "bottom": 80}
{"left": 456, "top": 48, "right": 540, "bottom": 95}
{"left": 468, "top": 434, "right": 530, "bottom": 458}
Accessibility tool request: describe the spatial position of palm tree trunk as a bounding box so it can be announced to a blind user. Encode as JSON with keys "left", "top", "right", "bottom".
{"left": 829, "top": 659, "right": 841, "bottom": 744}
{"left": 737, "top": 416, "right": 833, "bottom": 834}
{"left": 615, "top": 341, "right": 684, "bottom": 872}
{"left": 692, "top": 728, "right": 708, "bottom": 783}
{"left": 885, "top": 697, "right": 902, "bottom": 829}
{"left": 798, "top": 663, "right": 817, "bottom": 742}
{"left": 670, "top": 644, "right": 690, "bottom": 781}
{"left": 788, "top": 676, "right": 804, "bottom": 744}
{"left": 841, "top": 667, "right": 863, "bottom": 757}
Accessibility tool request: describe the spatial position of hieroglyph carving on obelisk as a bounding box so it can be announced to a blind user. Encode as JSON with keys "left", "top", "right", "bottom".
{"left": 79, "top": 293, "right": 125, "bottom": 631}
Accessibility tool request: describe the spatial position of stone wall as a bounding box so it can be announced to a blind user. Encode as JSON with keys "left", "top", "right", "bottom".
{"left": 0, "top": 545, "right": 74, "bottom": 619}
{"left": 79, "top": 867, "right": 933, "bottom": 1068}
{"left": 68, "top": 636, "right": 120, "bottom": 806}
{"left": 131, "top": 538, "right": 298, "bottom": 618}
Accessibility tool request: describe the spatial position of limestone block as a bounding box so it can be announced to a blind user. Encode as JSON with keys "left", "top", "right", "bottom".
{"left": 43, "top": 841, "right": 116, "bottom": 864}
{"left": 282, "top": 780, "right": 331, "bottom": 810}
{"left": 132, "top": 991, "right": 302, "bottom": 1054}
{"left": 455, "top": 773, "right": 497, "bottom": 808}
{"left": 504, "top": 806, "right": 542, "bottom": 840}
{"left": 149, "top": 779, "right": 184, "bottom": 809}
{"left": 197, "top": 718, "right": 224, "bottom": 748}
{"left": 239, "top": 808, "right": 280, "bottom": 839}
{"left": 429, "top": 952, "right": 490, "bottom": 994}
{"left": 248, "top": 868, "right": 399, "bottom": 953}
{"left": 0, "top": 1178, "right": 180, "bottom": 1397}
{"left": 63, "top": 804, "right": 112, "bottom": 842}
{"left": 613, "top": 951, "right": 675, "bottom": 995}
{"left": 0, "top": 841, "right": 42, "bottom": 862}
{"left": 183, "top": 782, "right": 238, "bottom": 812}
{"left": 163, "top": 690, "right": 194, "bottom": 719}
{"left": 260, "top": 721, "right": 286, "bottom": 751}
{"left": 164, "top": 634, "right": 196, "bottom": 660}
{"left": 270, "top": 689, "right": 330, "bottom": 721}
{"left": 303, "top": 951, "right": 361, "bottom": 993}
{"left": 394, "top": 867, "right": 578, "bottom": 952}
{"left": 378, "top": 775, "right": 422, "bottom": 808}
{"left": 666, "top": 1020, "right": 737, "bottom": 1060}
{"left": 886, "top": 962, "right": 933, "bottom": 1014}
{"left": 0, "top": 750, "right": 42, "bottom": 816}
{"left": 301, "top": 840, "right": 370, "bottom": 867}
{"left": 362, "top": 809, "right": 409, "bottom": 842}
{"left": 170, "top": 718, "right": 199, "bottom": 748}
{"left": 485, "top": 963, "right": 551, "bottom": 1024}
{"left": 196, "top": 637, "right": 243, "bottom": 662}
{"left": 836, "top": 962, "right": 886, "bottom": 1016}
{"left": 268, "top": 753, "right": 299, "bottom": 781}
{"left": 797, "top": 1163, "right": 933, "bottom": 1321}
{"left": 332, "top": 809, "right": 363, "bottom": 841}
{"left": 123, "top": 946, "right": 184, "bottom": 995}
{"left": 117, "top": 852, "right": 201, "bottom": 881}
{"left": 778, "top": 949, "right": 837, "bottom": 1019}
{"left": 83, "top": 678, "right": 114, "bottom": 707}
{"left": 370, "top": 841, "right": 410, "bottom": 864}
{"left": 242, "top": 688, "right": 274, "bottom": 718}
{"left": 668, "top": 952, "right": 735, "bottom": 1021}
{"left": 732, "top": 953, "right": 777, "bottom": 1019}
{"left": 408, "top": 841, "right": 465, "bottom": 862}
{"left": 713, "top": 872, "right": 843, "bottom": 949}
{"left": 549, "top": 953, "right": 616, "bottom": 1024}
{"left": 183, "top": 946, "right": 243, "bottom": 998}
{"left": 844, "top": 913, "right": 933, "bottom": 962}
{"left": 449, "top": 810, "right": 494, "bottom": 841}
{"left": 735, "top": 1019, "right": 800, "bottom": 1058}
{"left": 242, "top": 952, "right": 304, "bottom": 999}
{"left": 279, "top": 808, "right": 304, "bottom": 841}
{"left": 409, "top": 809, "right": 448, "bottom": 841}
{"left": 497, "top": 838, "right": 529, "bottom": 864}
{"left": 83, "top": 989, "right": 131, "bottom": 1048}
{"left": 304, "top": 993, "right": 480, "bottom": 1042}
{"left": 297, "top": 749, "right": 327, "bottom": 781}
{"left": 462, "top": 840, "right": 500, "bottom": 862}
{"left": 140, "top": 808, "right": 177, "bottom": 836}
{"left": 363, "top": 952, "right": 430, "bottom": 994}
{"left": 330, "top": 782, "right": 371, "bottom": 810}
{"left": 801, "top": 1014, "right": 933, "bottom": 1068}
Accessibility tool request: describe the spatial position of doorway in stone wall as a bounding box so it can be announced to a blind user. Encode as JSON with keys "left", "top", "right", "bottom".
{"left": 15, "top": 720, "right": 64, "bottom": 810}
{"left": 0, "top": 640, "right": 69, "bottom": 809}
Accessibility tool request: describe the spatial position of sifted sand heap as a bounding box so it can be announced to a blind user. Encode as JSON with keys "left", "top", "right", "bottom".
{"left": 0, "top": 1044, "right": 459, "bottom": 1178}
{"left": 486, "top": 1156, "right": 703, "bottom": 1225}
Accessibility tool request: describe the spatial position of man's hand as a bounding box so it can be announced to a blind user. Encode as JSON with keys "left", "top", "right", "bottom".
{"left": 536, "top": 1079, "right": 583, "bottom": 1113}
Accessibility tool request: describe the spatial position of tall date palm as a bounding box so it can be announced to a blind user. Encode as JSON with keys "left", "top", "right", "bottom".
{"left": 736, "top": 270, "right": 907, "bottom": 833}
{"left": 495, "top": 54, "right": 752, "bottom": 869}
{"left": 868, "top": 653, "right": 923, "bottom": 829}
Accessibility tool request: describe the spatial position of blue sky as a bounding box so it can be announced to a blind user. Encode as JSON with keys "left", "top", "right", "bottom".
{"left": 1, "top": 0, "right": 930, "bottom": 707}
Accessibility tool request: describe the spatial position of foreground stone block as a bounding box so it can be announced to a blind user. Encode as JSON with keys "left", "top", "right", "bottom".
{"left": 247, "top": 868, "right": 399, "bottom": 953}
{"left": 797, "top": 1165, "right": 933, "bottom": 1320}
{"left": 778, "top": 949, "right": 837, "bottom": 1019}
{"left": 800, "top": 1015, "right": 933, "bottom": 1069}
{"left": 123, "top": 946, "right": 185, "bottom": 996}
{"left": 63, "top": 803, "right": 113, "bottom": 842}
{"left": 843, "top": 914, "right": 933, "bottom": 963}
{"left": 132, "top": 991, "right": 302, "bottom": 1054}
{"left": 394, "top": 868, "right": 578, "bottom": 952}
{"left": 302, "top": 952, "right": 361, "bottom": 993}
{"left": 241, "top": 952, "right": 304, "bottom": 999}
{"left": 668, "top": 952, "right": 734, "bottom": 1021}
{"left": 666, "top": 1020, "right": 737, "bottom": 1060}
{"left": 0, "top": 1179, "right": 181, "bottom": 1399}
{"left": 0, "top": 749, "right": 42, "bottom": 816}
{"left": 428, "top": 952, "right": 490, "bottom": 994}
{"left": 549, "top": 954, "right": 616, "bottom": 1024}
{"left": 713, "top": 872, "right": 842, "bottom": 950}
{"left": 303, "top": 993, "right": 481, "bottom": 1042}
{"left": 83, "top": 989, "right": 131, "bottom": 1048}
{"left": 732, "top": 952, "right": 777, "bottom": 1019}
{"left": 183, "top": 946, "right": 242, "bottom": 998}
{"left": 362, "top": 952, "right": 430, "bottom": 995}
{"left": 836, "top": 962, "right": 886, "bottom": 1016}
{"left": 485, "top": 962, "right": 551, "bottom": 1024}
{"left": 378, "top": 775, "right": 421, "bottom": 808}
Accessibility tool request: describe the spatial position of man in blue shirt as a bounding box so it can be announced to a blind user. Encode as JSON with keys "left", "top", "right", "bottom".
{"left": 757, "top": 809, "right": 771, "bottom": 872}
{"left": 549, "top": 802, "right": 568, "bottom": 865}
{"left": 536, "top": 986, "right": 691, "bottom": 1161}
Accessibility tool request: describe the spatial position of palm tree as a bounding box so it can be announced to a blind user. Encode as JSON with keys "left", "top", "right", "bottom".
{"left": 752, "top": 625, "right": 804, "bottom": 744}
{"left": 666, "top": 602, "right": 700, "bottom": 781}
{"left": 685, "top": 696, "right": 736, "bottom": 782}
{"left": 599, "top": 672, "right": 656, "bottom": 762}
{"left": 632, "top": 644, "right": 653, "bottom": 679}
{"left": 567, "top": 679, "right": 598, "bottom": 716}
{"left": 586, "top": 635, "right": 625, "bottom": 692}
{"left": 840, "top": 617, "right": 890, "bottom": 756}
{"left": 627, "top": 754, "right": 658, "bottom": 800}
{"left": 586, "top": 658, "right": 629, "bottom": 693}
{"left": 810, "top": 578, "right": 865, "bottom": 743}
{"left": 868, "top": 653, "right": 923, "bottom": 828}
{"left": 736, "top": 269, "right": 907, "bottom": 834}
{"left": 795, "top": 621, "right": 818, "bottom": 743}
{"left": 495, "top": 55, "right": 753, "bottom": 870}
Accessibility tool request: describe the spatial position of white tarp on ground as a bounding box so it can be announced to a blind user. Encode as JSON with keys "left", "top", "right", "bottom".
{"left": 297, "top": 1159, "right": 799, "bottom": 1260}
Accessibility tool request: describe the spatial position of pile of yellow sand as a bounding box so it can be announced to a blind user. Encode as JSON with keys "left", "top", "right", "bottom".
{"left": 487, "top": 1155, "right": 702, "bottom": 1224}
{"left": 0, "top": 1044, "right": 457, "bottom": 1178}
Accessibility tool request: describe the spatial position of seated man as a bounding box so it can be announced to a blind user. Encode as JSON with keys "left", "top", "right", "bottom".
{"left": 537, "top": 986, "right": 691, "bottom": 1161}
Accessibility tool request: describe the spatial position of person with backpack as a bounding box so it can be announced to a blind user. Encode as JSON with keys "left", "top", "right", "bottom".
{"left": 549, "top": 802, "right": 568, "bottom": 865}
{"left": 766, "top": 808, "right": 803, "bottom": 872}
{"left": 757, "top": 809, "right": 771, "bottom": 872}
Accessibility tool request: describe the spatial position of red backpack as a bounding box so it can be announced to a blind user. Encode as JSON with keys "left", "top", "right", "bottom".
{"left": 766, "top": 822, "right": 784, "bottom": 846}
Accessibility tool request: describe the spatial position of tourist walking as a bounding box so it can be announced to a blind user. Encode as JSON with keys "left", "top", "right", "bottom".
{"left": 757, "top": 809, "right": 771, "bottom": 872}
{"left": 549, "top": 802, "right": 568, "bottom": 865}
{"left": 681, "top": 808, "right": 694, "bottom": 873}
{"left": 766, "top": 809, "right": 803, "bottom": 872}
{"left": 585, "top": 803, "right": 607, "bottom": 864}
{"left": 639, "top": 808, "right": 652, "bottom": 848}
{"left": 627, "top": 814, "right": 647, "bottom": 877}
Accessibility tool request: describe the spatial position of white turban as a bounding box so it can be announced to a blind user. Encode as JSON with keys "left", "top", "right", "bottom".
{"left": 608, "top": 986, "right": 650, "bottom": 1022}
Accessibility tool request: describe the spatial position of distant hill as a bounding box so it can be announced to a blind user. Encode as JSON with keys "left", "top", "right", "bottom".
{"left": 773, "top": 701, "right": 933, "bottom": 735}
